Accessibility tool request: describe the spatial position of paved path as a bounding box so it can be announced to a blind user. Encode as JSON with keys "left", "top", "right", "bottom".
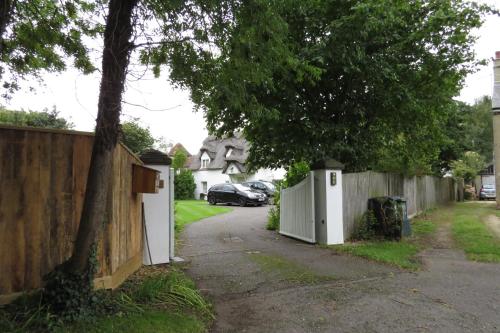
{"left": 179, "top": 206, "right": 500, "bottom": 333}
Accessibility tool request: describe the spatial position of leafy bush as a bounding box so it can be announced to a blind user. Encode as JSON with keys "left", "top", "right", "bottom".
{"left": 0, "top": 107, "right": 73, "bottom": 129}
{"left": 175, "top": 170, "right": 196, "bottom": 200}
{"left": 451, "top": 151, "right": 485, "bottom": 182}
{"left": 267, "top": 206, "right": 280, "bottom": 230}
{"left": 121, "top": 120, "right": 156, "bottom": 154}
{"left": 283, "top": 161, "right": 310, "bottom": 188}
{"left": 351, "top": 211, "right": 377, "bottom": 240}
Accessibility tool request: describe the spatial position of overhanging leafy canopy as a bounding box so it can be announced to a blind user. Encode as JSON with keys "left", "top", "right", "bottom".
{"left": 164, "top": 0, "right": 490, "bottom": 172}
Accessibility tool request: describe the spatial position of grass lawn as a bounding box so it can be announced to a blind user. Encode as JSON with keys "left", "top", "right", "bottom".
{"left": 329, "top": 208, "right": 444, "bottom": 270}
{"left": 175, "top": 200, "right": 232, "bottom": 234}
{"left": 0, "top": 267, "right": 212, "bottom": 333}
{"left": 452, "top": 202, "right": 500, "bottom": 262}
{"left": 56, "top": 310, "right": 205, "bottom": 333}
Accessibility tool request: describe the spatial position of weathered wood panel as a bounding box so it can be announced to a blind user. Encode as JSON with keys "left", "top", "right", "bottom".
{"left": 343, "top": 171, "right": 456, "bottom": 239}
{"left": 0, "top": 125, "right": 143, "bottom": 299}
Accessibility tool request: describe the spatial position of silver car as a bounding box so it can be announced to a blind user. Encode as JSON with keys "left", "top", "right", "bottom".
{"left": 479, "top": 184, "right": 496, "bottom": 200}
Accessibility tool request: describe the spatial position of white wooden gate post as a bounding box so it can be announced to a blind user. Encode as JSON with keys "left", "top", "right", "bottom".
{"left": 312, "top": 159, "right": 344, "bottom": 245}
{"left": 140, "top": 150, "right": 174, "bottom": 265}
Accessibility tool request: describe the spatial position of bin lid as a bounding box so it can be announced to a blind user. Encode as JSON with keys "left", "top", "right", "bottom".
{"left": 369, "top": 196, "right": 406, "bottom": 202}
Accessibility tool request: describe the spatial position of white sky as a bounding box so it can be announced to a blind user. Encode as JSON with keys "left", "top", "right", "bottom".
{"left": 4, "top": 3, "right": 500, "bottom": 154}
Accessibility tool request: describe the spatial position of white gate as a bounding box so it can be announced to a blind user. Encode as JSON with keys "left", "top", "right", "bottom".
{"left": 279, "top": 172, "right": 315, "bottom": 243}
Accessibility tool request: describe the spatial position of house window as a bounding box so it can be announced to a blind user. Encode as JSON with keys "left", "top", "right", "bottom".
{"left": 201, "top": 158, "right": 209, "bottom": 169}
{"left": 202, "top": 181, "right": 208, "bottom": 193}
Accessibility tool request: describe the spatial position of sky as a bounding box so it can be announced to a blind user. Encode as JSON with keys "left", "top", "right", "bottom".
{"left": 4, "top": 3, "right": 500, "bottom": 154}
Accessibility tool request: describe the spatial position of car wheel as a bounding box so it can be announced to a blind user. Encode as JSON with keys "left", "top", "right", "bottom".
{"left": 208, "top": 196, "right": 216, "bottom": 205}
{"left": 239, "top": 198, "right": 246, "bottom": 207}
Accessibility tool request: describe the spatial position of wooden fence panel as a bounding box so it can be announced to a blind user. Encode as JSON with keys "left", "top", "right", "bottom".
{"left": 343, "top": 171, "right": 456, "bottom": 239}
{"left": 0, "top": 126, "right": 143, "bottom": 301}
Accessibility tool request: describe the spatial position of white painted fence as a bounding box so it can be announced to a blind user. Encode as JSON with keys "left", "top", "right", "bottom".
{"left": 279, "top": 172, "right": 316, "bottom": 243}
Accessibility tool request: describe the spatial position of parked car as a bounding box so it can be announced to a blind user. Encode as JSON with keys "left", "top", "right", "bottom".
{"left": 242, "top": 181, "right": 277, "bottom": 203}
{"left": 207, "top": 183, "right": 267, "bottom": 206}
{"left": 479, "top": 184, "right": 496, "bottom": 200}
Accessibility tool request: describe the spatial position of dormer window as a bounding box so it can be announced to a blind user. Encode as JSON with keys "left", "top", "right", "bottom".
{"left": 226, "top": 148, "right": 233, "bottom": 158}
{"left": 201, "top": 158, "right": 209, "bottom": 168}
{"left": 200, "top": 151, "right": 210, "bottom": 169}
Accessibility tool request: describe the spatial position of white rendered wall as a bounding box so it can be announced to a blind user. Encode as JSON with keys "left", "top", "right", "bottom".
{"left": 192, "top": 169, "right": 230, "bottom": 199}
{"left": 314, "top": 169, "right": 344, "bottom": 245}
{"left": 143, "top": 165, "right": 173, "bottom": 265}
{"left": 247, "top": 168, "right": 286, "bottom": 182}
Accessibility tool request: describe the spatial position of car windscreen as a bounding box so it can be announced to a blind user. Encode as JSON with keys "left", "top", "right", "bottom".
{"left": 262, "top": 181, "right": 276, "bottom": 191}
{"left": 234, "top": 184, "right": 249, "bottom": 192}
{"left": 483, "top": 185, "right": 495, "bottom": 189}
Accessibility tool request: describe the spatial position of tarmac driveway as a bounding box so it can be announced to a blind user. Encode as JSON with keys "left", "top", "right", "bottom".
{"left": 179, "top": 205, "right": 500, "bottom": 333}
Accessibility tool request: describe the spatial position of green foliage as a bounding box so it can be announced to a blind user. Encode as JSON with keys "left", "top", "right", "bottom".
{"left": 172, "top": 150, "right": 188, "bottom": 170}
{"left": 435, "top": 97, "right": 493, "bottom": 174}
{"left": 58, "top": 311, "right": 205, "bottom": 333}
{"left": 121, "top": 270, "right": 213, "bottom": 320}
{"left": 0, "top": 268, "right": 211, "bottom": 333}
{"left": 283, "top": 162, "right": 310, "bottom": 188}
{"left": 351, "top": 211, "right": 377, "bottom": 241}
{"left": 332, "top": 241, "right": 420, "bottom": 270}
{"left": 0, "top": 1, "right": 99, "bottom": 97}
{"left": 451, "top": 151, "right": 486, "bottom": 182}
{"left": 121, "top": 120, "right": 156, "bottom": 154}
{"left": 174, "top": 170, "right": 196, "bottom": 200}
{"left": 172, "top": 0, "right": 491, "bottom": 173}
{"left": 267, "top": 185, "right": 281, "bottom": 230}
{"left": 0, "top": 107, "right": 73, "bottom": 129}
{"left": 266, "top": 206, "right": 280, "bottom": 231}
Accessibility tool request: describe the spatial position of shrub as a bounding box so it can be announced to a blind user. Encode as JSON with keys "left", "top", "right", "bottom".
{"left": 351, "top": 211, "right": 377, "bottom": 240}
{"left": 283, "top": 161, "right": 310, "bottom": 188}
{"left": 175, "top": 170, "right": 196, "bottom": 200}
{"left": 267, "top": 206, "right": 280, "bottom": 230}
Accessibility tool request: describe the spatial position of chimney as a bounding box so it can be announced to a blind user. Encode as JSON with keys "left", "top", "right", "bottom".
{"left": 492, "top": 51, "right": 500, "bottom": 208}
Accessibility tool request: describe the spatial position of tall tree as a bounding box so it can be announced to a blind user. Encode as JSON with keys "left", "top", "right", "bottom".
{"left": 68, "top": 0, "right": 139, "bottom": 274}
{"left": 179, "top": 0, "right": 490, "bottom": 173}
{"left": 172, "top": 150, "right": 188, "bottom": 170}
{"left": 121, "top": 120, "right": 156, "bottom": 154}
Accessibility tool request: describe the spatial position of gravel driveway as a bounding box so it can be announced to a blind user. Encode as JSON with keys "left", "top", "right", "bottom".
{"left": 179, "top": 205, "right": 500, "bottom": 333}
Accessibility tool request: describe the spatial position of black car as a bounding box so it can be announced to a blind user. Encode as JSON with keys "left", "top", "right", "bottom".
{"left": 207, "top": 183, "right": 267, "bottom": 207}
{"left": 242, "top": 181, "right": 277, "bottom": 203}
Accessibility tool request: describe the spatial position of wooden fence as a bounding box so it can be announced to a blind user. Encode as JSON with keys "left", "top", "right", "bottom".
{"left": 342, "top": 171, "right": 456, "bottom": 238}
{"left": 0, "top": 125, "right": 143, "bottom": 303}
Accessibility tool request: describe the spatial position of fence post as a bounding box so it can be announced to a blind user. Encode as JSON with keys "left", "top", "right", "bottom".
{"left": 311, "top": 159, "right": 344, "bottom": 245}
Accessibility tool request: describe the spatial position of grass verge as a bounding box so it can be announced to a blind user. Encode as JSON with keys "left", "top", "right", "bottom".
{"left": 248, "top": 253, "right": 332, "bottom": 283}
{"left": 175, "top": 200, "right": 232, "bottom": 234}
{"left": 452, "top": 202, "right": 500, "bottom": 262}
{"left": 0, "top": 267, "right": 212, "bottom": 333}
{"left": 330, "top": 209, "right": 444, "bottom": 270}
{"left": 331, "top": 241, "right": 420, "bottom": 269}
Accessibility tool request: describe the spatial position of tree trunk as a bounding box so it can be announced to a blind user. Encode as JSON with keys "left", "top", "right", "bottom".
{"left": 0, "top": 0, "right": 13, "bottom": 54}
{"left": 68, "top": 0, "right": 138, "bottom": 274}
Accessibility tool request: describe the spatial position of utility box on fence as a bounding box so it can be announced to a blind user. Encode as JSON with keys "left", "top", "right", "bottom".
{"left": 367, "top": 196, "right": 411, "bottom": 240}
